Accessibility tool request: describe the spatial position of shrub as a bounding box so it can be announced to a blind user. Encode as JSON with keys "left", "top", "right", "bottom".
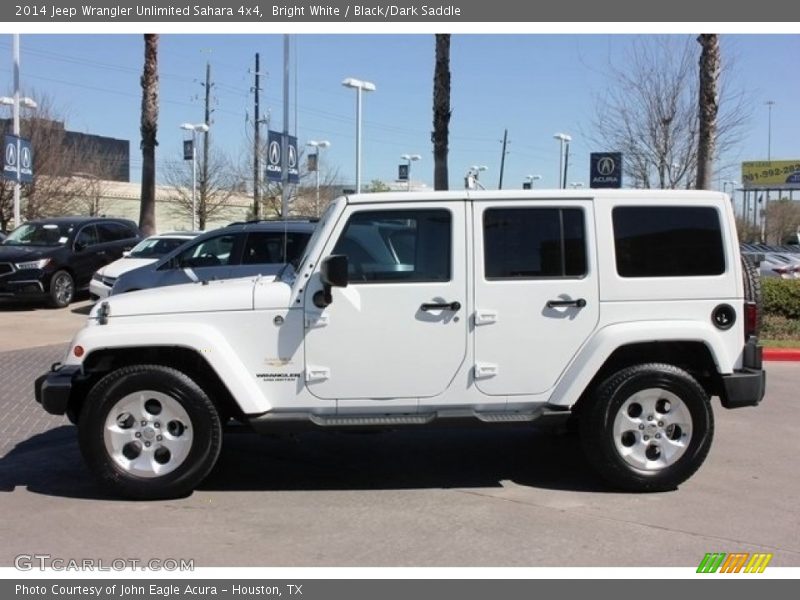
{"left": 761, "top": 314, "right": 800, "bottom": 340}
{"left": 762, "top": 278, "right": 800, "bottom": 320}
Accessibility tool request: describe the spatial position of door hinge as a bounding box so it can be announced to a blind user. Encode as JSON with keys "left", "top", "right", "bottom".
{"left": 474, "top": 363, "right": 499, "bottom": 378}
{"left": 306, "top": 366, "right": 331, "bottom": 382}
{"left": 474, "top": 309, "right": 498, "bottom": 325}
{"left": 305, "top": 313, "right": 329, "bottom": 328}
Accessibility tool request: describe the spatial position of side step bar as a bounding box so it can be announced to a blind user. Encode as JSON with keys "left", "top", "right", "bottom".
{"left": 310, "top": 413, "right": 436, "bottom": 427}
{"left": 247, "top": 405, "right": 557, "bottom": 434}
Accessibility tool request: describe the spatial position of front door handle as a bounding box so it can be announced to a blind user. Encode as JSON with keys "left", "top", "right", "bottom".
{"left": 420, "top": 301, "right": 461, "bottom": 312}
{"left": 546, "top": 298, "right": 587, "bottom": 309}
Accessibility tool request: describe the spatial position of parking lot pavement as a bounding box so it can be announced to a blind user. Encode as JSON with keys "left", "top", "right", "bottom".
{"left": 0, "top": 344, "right": 798, "bottom": 567}
{"left": 0, "top": 297, "right": 92, "bottom": 352}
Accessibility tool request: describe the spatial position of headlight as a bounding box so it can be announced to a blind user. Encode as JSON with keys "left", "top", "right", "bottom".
{"left": 15, "top": 258, "right": 51, "bottom": 270}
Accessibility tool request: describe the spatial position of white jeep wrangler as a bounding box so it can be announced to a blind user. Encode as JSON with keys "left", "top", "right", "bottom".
{"left": 36, "top": 190, "right": 765, "bottom": 499}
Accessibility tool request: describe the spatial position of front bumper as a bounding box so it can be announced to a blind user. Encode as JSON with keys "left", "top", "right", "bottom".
{"left": 89, "top": 279, "right": 111, "bottom": 300}
{"left": 34, "top": 364, "right": 82, "bottom": 415}
{"left": 0, "top": 277, "right": 46, "bottom": 297}
{"left": 720, "top": 337, "right": 766, "bottom": 409}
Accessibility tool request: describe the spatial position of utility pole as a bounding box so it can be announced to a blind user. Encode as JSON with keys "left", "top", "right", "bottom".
{"left": 200, "top": 61, "right": 213, "bottom": 228}
{"left": 253, "top": 53, "right": 261, "bottom": 220}
{"left": 562, "top": 138, "right": 571, "bottom": 190}
{"left": 498, "top": 128, "right": 508, "bottom": 190}
{"left": 281, "top": 34, "right": 290, "bottom": 219}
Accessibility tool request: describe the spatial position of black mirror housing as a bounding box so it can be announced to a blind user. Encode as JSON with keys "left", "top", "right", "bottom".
{"left": 321, "top": 255, "right": 349, "bottom": 288}
{"left": 315, "top": 255, "right": 349, "bottom": 308}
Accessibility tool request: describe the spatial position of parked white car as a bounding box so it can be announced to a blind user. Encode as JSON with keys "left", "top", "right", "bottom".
{"left": 89, "top": 232, "right": 201, "bottom": 300}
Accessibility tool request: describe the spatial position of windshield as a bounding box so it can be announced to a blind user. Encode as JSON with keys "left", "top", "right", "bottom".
{"left": 3, "top": 223, "right": 71, "bottom": 247}
{"left": 130, "top": 237, "right": 191, "bottom": 259}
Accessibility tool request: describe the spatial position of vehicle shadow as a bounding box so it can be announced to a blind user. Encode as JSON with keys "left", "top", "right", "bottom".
{"left": 70, "top": 302, "right": 93, "bottom": 316}
{"left": 0, "top": 423, "right": 613, "bottom": 500}
{"left": 0, "top": 426, "right": 113, "bottom": 500}
{"left": 0, "top": 291, "right": 90, "bottom": 312}
{"left": 202, "top": 424, "right": 611, "bottom": 493}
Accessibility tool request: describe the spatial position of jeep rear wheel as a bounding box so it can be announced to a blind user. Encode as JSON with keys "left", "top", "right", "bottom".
{"left": 580, "top": 363, "right": 713, "bottom": 492}
{"left": 78, "top": 364, "right": 222, "bottom": 500}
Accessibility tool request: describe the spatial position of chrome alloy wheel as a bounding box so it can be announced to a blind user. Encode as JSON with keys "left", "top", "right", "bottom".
{"left": 611, "top": 388, "right": 693, "bottom": 471}
{"left": 53, "top": 273, "right": 74, "bottom": 305}
{"left": 103, "top": 390, "right": 193, "bottom": 478}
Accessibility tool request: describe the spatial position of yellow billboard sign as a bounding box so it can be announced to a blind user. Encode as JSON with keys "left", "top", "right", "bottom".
{"left": 742, "top": 160, "right": 800, "bottom": 189}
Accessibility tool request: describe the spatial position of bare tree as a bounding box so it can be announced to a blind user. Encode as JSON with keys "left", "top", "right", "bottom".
{"left": 696, "top": 34, "right": 720, "bottom": 190}
{"left": 765, "top": 198, "right": 800, "bottom": 244}
{"left": 589, "top": 36, "right": 749, "bottom": 189}
{"left": 139, "top": 34, "right": 159, "bottom": 236}
{"left": 433, "top": 34, "right": 451, "bottom": 191}
{"left": 164, "top": 149, "right": 237, "bottom": 230}
{"left": 0, "top": 96, "right": 111, "bottom": 228}
{"left": 234, "top": 137, "right": 339, "bottom": 220}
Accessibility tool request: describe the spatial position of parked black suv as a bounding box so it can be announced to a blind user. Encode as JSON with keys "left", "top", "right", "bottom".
{"left": 0, "top": 217, "right": 141, "bottom": 307}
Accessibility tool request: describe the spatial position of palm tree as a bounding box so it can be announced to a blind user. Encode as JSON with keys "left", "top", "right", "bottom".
{"left": 696, "top": 34, "right": 719, "bottom": 190}
{"left": 433, "top": 34, "right": 451, "bottom": 191}
{"left": 139, "top": 34, "right": 159, "bottom": 235}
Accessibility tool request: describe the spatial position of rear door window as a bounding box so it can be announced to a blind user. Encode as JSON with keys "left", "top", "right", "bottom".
{"left": 613, "top": 206, "right": 725, "bottom": 277}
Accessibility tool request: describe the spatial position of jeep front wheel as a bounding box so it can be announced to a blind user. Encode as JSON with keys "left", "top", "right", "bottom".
{"left": 580, "top": 363, "right": 714, "bottom": 492}
{"left": 78, "top": 364, "right": 222, "bottom": 500}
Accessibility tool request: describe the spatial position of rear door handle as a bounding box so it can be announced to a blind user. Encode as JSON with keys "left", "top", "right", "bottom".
{"left": 420, "top": 301, "right": 461, "bottom": 312}
{"left": 546, "top": 298, "right": 586, "bottom": 309}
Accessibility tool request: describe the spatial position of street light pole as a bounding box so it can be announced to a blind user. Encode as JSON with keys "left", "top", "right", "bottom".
{"left": 342, "top": 77, "right": 376, "bottom": 194}
{"left": 1, "top": 44, "right": 37, "bottom": 229}
{"left": 766, "top": 100, "right": 775, "bottom": 162}
{"left": 401, "top": 153, "right": 421, "bottom": 191}
{"left": 553, "top": 133, "right": 571, "bottom": 189}
{"left": 12, "top": 34, "right": 20, "bottom": 228}
{"left": 306, "top": 140, "right": 330, "bottom": 217}
{"left": 181, "top": 122, "right": 209, "bottom": 230}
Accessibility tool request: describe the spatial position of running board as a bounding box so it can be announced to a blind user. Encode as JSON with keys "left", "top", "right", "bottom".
{"left": 475, "top": 411, "right": 542, "bottom": 423}
{"left": 246, "top": 404, "right": 554, "bottom": 434}
{"left": 310, "top": 413, "right": 436, "bottom": 427}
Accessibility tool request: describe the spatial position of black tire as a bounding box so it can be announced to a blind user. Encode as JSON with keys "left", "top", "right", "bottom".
{"left": 78, "top": 364, "right": 222, "bottom": 500}
{"left": 49, "top": 270, "right": 74, "bottom": 308}
{"left": 579, "top": 363, "right": 714, "bottom": 492}
{"left": 741, "top": 254, "right": 762, "bottom": 334}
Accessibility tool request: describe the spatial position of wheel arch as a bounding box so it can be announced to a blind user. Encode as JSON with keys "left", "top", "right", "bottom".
{"left": 69, "top": 346, "right": 242, "bottom": 425}
{"left": 569, "top": 341, "right": 721, "bottom": 416}
{"left": 547, "top": 321, "right": 730, "bottom": 410}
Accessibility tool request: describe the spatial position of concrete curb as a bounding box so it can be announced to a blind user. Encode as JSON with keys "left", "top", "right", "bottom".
{"left": 764, "top": 348, "right": 800, "bottom": 362}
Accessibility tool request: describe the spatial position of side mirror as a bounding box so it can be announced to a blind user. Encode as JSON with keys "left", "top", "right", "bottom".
{"left": 122, "top": 250, "right": 131, "bottom": 257}
{"left": 314, "top": 255, "right": 348, "bottom": 308}
{"left": 74, "top": 240, "right": 87, "bottom": 252}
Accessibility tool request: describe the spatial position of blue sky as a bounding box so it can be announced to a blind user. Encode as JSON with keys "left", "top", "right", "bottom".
{"left": 1, "top": 33, "right": 798, "bottom": 191}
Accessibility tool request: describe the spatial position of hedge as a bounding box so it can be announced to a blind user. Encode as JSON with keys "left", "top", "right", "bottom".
{"left": 762, "top": 278, "right": 800, "bottom": 320}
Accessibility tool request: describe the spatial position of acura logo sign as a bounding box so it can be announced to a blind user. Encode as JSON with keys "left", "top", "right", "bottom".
{"left": 597, "top": 157, "right": 615, "bottom": 176}
{"left": 590, "top": 152, "right": 622, "bottom": 188}
{"left": 268, "top": 141, "right": 281, "bottom": 165}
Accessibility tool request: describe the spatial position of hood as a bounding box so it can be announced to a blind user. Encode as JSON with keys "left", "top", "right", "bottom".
{"left": 96, "top": 257, "right": 158, "bottom": 279}
{"left": 0, "top": 245, "right": 60, "bottom": 262}
{"left": 95, "top": 276, "right": 258, "bottom": 318}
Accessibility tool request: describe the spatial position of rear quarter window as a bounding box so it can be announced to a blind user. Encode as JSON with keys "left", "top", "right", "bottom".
{"left": 613, "top": 206, "right": 725, "bottom": 277}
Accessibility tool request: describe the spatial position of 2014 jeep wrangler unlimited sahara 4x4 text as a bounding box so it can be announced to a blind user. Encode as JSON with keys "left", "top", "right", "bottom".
{"left": 35, "top": 190, "right": 765, "bottom": 499}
